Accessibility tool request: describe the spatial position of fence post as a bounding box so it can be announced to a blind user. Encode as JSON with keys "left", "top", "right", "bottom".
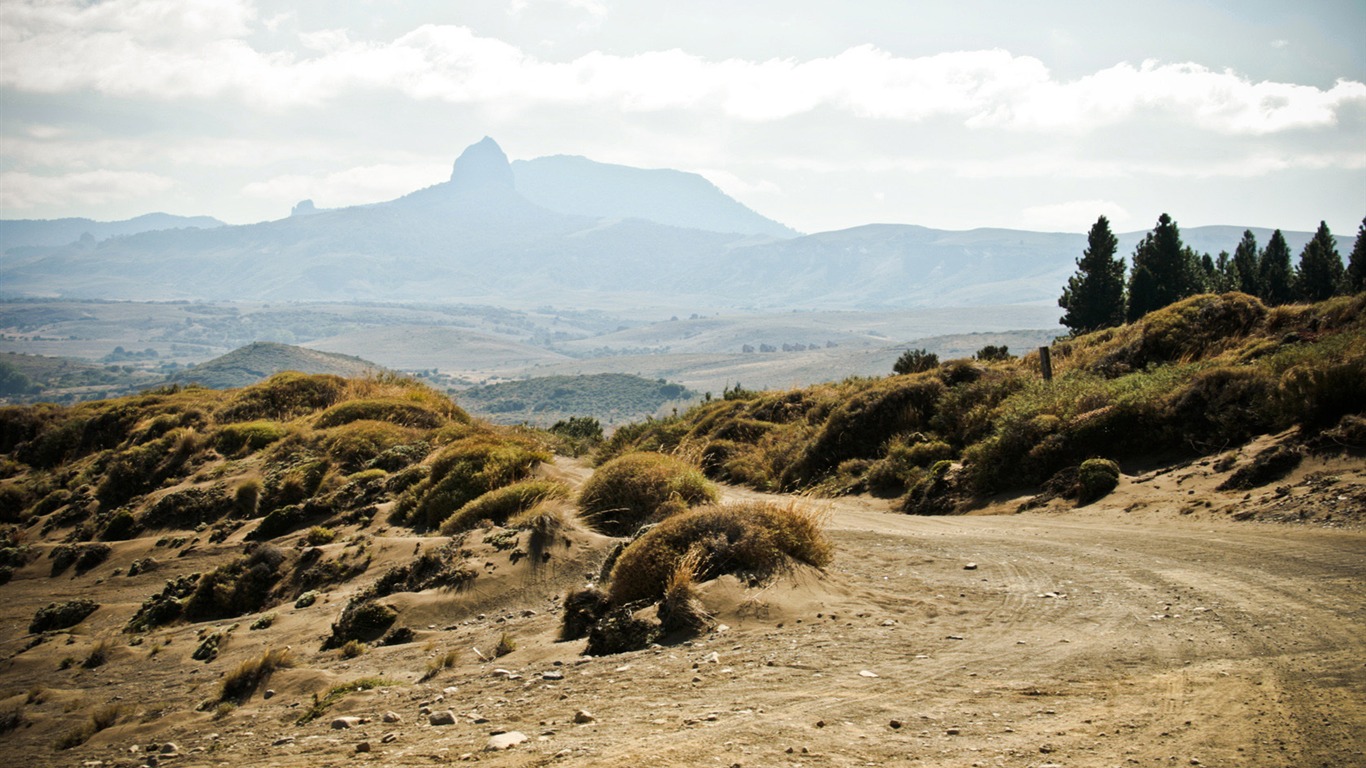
{"left": 1039, "top": 346, "right": 1053, "bottom": 382}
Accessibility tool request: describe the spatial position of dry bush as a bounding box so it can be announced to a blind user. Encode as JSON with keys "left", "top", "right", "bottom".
{"left": 219, "top": 647, "right": 294, "bottom": 703}
{"left": 608, "top": 501, "right": 832, "bottom": 604}
{"left": 577, "top": 452, "right": 718, "bottom": 537}
{"left": 421, "top": 648, "right": 460, "bottom": 681}
{"left": 216, "top": 372, "right": 348, "bottom": 423}
{"left": 439, "top": 479, "right": 570, "bottom": 535}
{"left": 657, "top": 548, "right": 712, "bottom": 636}
{"left": 324, "top": 598, "right": 397, "bottom": 649}
{"left": 398, "top": 434, "right": 550, "bottom": 529}
{"left": 314, "top": 399, "right": 451, "bottom": 430}
{"left": 82, "top": 636, "right": 113, "bottom": 669}
{"left": 316, "top": 420, "right": 421, "bottom": 473}
{"left": 560, "top": 587, "right": 610, "bottom": 641}
{"left": 30, "top": 598, "right": 99, "bottom": 633}
{"left": 183, "top": 544, "right": 287, "bottom": 621}
{"left": 215, "top": 420, "right": 289, "bottom": 455}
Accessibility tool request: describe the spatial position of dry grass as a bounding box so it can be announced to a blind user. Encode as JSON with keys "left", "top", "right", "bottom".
{"left": 438, "top": 479, "right": 570, "bottom": 535}
{"left": 219, "top": 647, "right": 295, "bottom": 703}
{"left": 657, "top": 547, "right": 712, "bottom": 635}
{"left": 608, "top": 501, "right": 833, "bottom": 604}
{"left": 420, "top": 648, "right": 460, "bottom": 682}
{"left": 577, "top": 452, "right": 718, "bottom": 537}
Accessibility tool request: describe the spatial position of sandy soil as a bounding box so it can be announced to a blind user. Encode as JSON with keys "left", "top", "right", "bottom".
{"left": 2, "top": 444, "right": 1363, "bottom": 768}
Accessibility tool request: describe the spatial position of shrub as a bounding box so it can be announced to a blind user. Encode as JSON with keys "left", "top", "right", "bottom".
{"left": 493, "top": 631, "right": 516, "bottom": 657}
{"left": 216, "top": 421, "right": 289, "bottom": 455}
{"left": 1076, "top": 459, "right": 1121, "bottom": 504}
{"left": 1163, "top": 366, "right": 1278, "bottom": 448}
{"left": 894, "top": 348, "right": 939, "bottom": 375}
{"left": 584, "top": 605, "right": 661, "bottom": 656}
{"left": 560, "top": 587, "right": 610, "bottom": 641}
{"left": 439, "top": 479, "right": 570, "bottom": 534}
{"left": 657, "top": 548, "right": 712, "bottom": 635}
{"left": 421, "top": 648, "right": 460, "bottom": 681}
{"left": 100, "top": 509, "right": 138, "bottom": 541}
{"left": 578, "top": 452, "right": 718, "bottom": 537}
{"left": 975, "top": 345, "right": 1013, "bottom": 362}
{"left": 82, "top": 637, "right": 113, "bottom": 668}
{"left": 30, "top": 598, "right": 99, "bottom": 633}
{"left": 318, "top": 421, "right": 421, "bottom": 473}
{"left": 303, "top": 526, "right": 337, "bottom": 546}
{"left": 864, "top": 437, "right": 955, "bottom": 494}
{"left": 183, "top": 545, "right": 287, "bottom": 621}
{"left": 1217, "top": 445, "right": 1304, "bottom": 491}
{"left": 141, "top": 485, "right": 235, "bottom": 530}
{"left": 217, "top": 373, "right": 347, "bottom": 423}
{"left": 324, "top": 598, "right": 397, "bottom": 649}
{"left": 607, "top": 501, "right": 832, "bottom": 604}
{"left": 782, "top": 376, "right": 944, "bottom": 488}
{"left": 314, "top": 398, "right": 451, "bottom": 429}
{"left": 401, "top": 436, "right": 550, "bottom": 529}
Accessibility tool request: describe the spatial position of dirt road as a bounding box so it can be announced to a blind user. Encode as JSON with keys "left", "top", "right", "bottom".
{"left": 12, "top": 467, "right": 1365, "bottom": 767}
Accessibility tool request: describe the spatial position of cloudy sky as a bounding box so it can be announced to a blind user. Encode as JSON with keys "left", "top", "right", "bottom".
{"left": 2, "top": 0, "right": 1363, "bottom": 235}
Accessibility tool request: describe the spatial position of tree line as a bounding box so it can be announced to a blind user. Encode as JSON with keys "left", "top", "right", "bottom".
{"left": 1058, "top": 214, "right": 1366, "bottom": 334}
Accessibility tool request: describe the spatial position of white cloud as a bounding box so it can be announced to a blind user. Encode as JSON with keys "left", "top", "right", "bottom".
{"left": 2, "top": 6, "right": 1361, "bottom": 136}
{"left": 0, "top": 169, "right": 174, "bottom": 209}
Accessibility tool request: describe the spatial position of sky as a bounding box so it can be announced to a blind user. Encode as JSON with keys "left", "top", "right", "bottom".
{"left": 1, "top": 0, "right": 1363, "bottom": 236}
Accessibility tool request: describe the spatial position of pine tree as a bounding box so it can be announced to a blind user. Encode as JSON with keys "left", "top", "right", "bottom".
{"left": 1214, "top": 250, "right": 1236, "bottom": 293}
{"left": 1231, "top": 229, "right": 1261, "bottom": 296}
{"left": 1126, "top": 213, "right": 1197, "bottom": 321}
{"left": 1258, "top": 229, "right": 1295, "bottom": 306}
{"left": 1059, "top": 215, "right": 1126, "bottom": 333}
{"left": 1347, "top": 216, "right": 1366, "bottom": 293}
{"left": 1294, "top": 221, "right": 1345, "bottom": 302}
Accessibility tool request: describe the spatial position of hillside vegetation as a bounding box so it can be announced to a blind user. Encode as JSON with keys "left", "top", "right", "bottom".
{"left": 600, "top": 292, "right": 1366, "bottom": 511}
{"left": 458, "top": 373, "right": 696, "bottom": 427}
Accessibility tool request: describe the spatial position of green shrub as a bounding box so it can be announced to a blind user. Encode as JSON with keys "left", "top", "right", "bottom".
{"left": 216, "top": 421, "right": 289, "bottom": 455}
{"left": 302, "top": 526, "right": 337, "bottom": 546}
{"left": 141, "top": 485, "right": 234, "bottom": 530}
{"left": 318, "top": 420, "right": 421, "bottom": 473}
{"left": 578, "top": 452, "right": 718, "bottom": 537}
{"left": 1076, "top": 458, "right": 1121, "bottom": 504}
{"left": 607, "top": 501, "right": 832, "bottom": 604}
{"left": 100, "top": 509, "right": 138, "bottom": 541}
{"left": 438, "top": 479, "right": 570, "bottom": 534}
{"left": 865, "top": 437, "right": 955, "bottom": 494}
{"left": 893, "top": 348, "right": 939, "bottom": 375}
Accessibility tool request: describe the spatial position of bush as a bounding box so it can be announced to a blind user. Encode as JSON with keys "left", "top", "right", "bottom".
{"left": 894, "top": 348, "right": 939, "bottom": 375}
{"left": 1217, "top": 445, "right": 1303, "bottom": 491}
{"left": 314, "top": 398, "right": 453, "bottom": 429}
{"left": 100, "top": 509, "right": 138, "bottom": 541}
{"left": 584, "top": 605, "right": 661, "bottom": 656}
{"left": 216, "top": 421, "right": 289, "bottom": 455}
{"left": 141, "top": 485, "right": 234, "bottom": 530}
{"left": 438, "top": 479, "right": 570, "bottom": 534}
{"left": 324, "top": 598, "right": 397, "bottom": 649}
{"left": 318, "top": 421, "right": 421, "bottom": 473}
{"left": 578, "top": 452, "right": 718, "bottom": 537}
{"left": 30, "top": 598, "right": 99, "bottom": 633}
{"left": 975, "top": 345, "right": 1013, "bottom": 362}
{"left": 560, "top": 587, "right": 610, "bottom": 641}
{"left": 1076, "top": 458, "right": 1121, "bottom": 504}
{"left": 400, "top": 435, "right": 550, "bottom": 529}
{"left": 183, "top": 545, "right": 287, "bottom": 621}
{"left": 217, "top": 373, "right": 347, "bottom": 423}
{"left": 607, "top": 501, "right": 832, "bottom": 604}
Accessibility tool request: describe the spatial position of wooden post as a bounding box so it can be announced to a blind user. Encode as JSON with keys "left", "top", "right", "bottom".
{"left": 1039, "top": 346, "right": 1053, "bottom": 382}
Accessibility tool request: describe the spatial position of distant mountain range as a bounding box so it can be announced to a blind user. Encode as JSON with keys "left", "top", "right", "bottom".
{"left": 0, "top": 138, "right": 1319, "bottom": 310}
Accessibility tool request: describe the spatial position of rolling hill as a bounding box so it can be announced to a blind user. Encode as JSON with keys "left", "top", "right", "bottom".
{"left": 167, "top": 342, "right": 385, "bottom": 389}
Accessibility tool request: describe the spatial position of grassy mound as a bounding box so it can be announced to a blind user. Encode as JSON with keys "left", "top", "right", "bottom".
{"left": 577, "top": 452, "right": 718, "bottom": 537}
{"left": 438, "top": 479, "right": 570, "bottom": 534}
{"left": 599, "top": 293, "right": 1366, "bottom": 507}
{"left": 607, "top": 501, "right": 832, "bottom": 604}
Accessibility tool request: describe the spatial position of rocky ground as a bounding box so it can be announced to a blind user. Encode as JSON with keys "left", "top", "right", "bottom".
{"left": 1, "top": 435, "right": 1363, "bottom": 768}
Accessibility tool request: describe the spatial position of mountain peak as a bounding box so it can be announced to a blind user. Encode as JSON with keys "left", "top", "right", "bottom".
{"left": 449, "top": 136, "right": 514, "bottom": 191}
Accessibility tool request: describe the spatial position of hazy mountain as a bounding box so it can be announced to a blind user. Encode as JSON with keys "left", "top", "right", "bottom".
{"left": 0, "top": 138, "right": 1322, "bottom": 310}
{"left": 511, "top": 154, "right": 797, "bottom": 238}
{"left": 0, "top": 212, "right": 225, "bottom": 249}
{"left": 167, "top": 341, "right": 384, "bottom": 389}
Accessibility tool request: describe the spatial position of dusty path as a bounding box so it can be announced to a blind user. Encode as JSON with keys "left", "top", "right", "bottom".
{"left": 11, "top": 463, "right": 1365, "bottom": 767}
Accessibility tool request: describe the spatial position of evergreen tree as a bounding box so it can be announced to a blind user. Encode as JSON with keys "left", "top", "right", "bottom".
{"left": 1126, "top": 213, "right": 1197, "bottom": 321}
{"left": 1214, "top": 250, "right": 1236, "bottom": 293}
{"left": 1347, "top": 216, "right": 1366, "bottom": 293}
{"left": 1231, "top": 229, "right": 1260, "bottom": 296}
{"left": 1058, "top": 215, "right": 1126, "bottom": 333}
{"left": 1258, "top": 229, "right": 1295, "bottom": 306}
{"left": 1294, "top": 221, "right": 1345, "bottom": 302}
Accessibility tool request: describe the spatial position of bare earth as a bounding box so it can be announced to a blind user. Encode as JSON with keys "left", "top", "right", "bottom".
{"left": 2, "top": 447, "right": 1363, "bottom": 767}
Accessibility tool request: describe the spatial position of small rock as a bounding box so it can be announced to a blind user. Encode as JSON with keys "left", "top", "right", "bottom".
{"left": 331, "top": 716, "right": 365, "bottom": 730}
{"left": 889, "top": 719, "right": 903, "bottom": 729}
{"left": 543, "top": 670, "right": 564, "bottom": 681}
{"left": 964, "top": 562, "right": 978, "bottom": 570}
{"left": 946, "top": 727, "right": 961, "bottom": 735}
{"left": 271, "top": 736, "right": 295, "bottom": 746}
{"left": 428, "top": 710, "right": 457, "bottom": 726}
{"left": 573, "top": 709, "right": 596, "bottom": 724}
{"left": 858, "top": 670, "right": 879, "bottom": 678}
{"left": 159, "top": 743, "right": 180, "bottom": 755}
{"left": 381, "top": 732, "right": 399, "bottom": 744}
{"left": 702, "top": 651, "right": 720, "bottom": 663}
{"left": 815, "top": 719, "right": 826, "bottom": 728}
{"left": 355, "top": 742, "right": 371, "bottom": 754}
{"left": 263, "top": 689, "right": 276, "bottom": 699}
{"left": 946, "top": 635, "right": 965, "bottom": 640}
{"left": 418, "top": 706, "right": 433, "bottom": 716}
{"left": 485, "top": 731, "right": 528, "bottom": 751}
{"left": 382, "top": 711, "right": 401, "bottom": 723}
{"left": 881, "top": 619, "right": 896, "bottom": 626}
